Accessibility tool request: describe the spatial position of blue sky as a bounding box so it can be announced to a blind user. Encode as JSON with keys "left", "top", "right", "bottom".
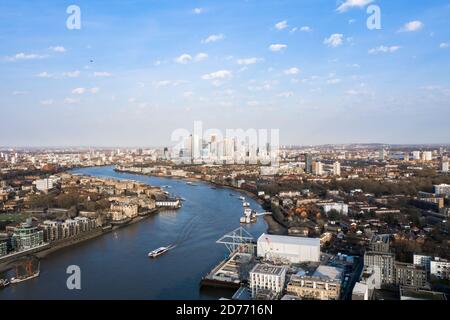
{"left": 0, "top": 0, "right": 449, "bottom": 147}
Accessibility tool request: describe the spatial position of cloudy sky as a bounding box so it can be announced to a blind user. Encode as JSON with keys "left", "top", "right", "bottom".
{"left": 1, "top": 0, "right": 449, "bottom": 147}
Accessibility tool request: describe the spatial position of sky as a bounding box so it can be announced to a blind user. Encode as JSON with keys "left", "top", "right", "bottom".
{"left": 0, "top": 0, "right": 449, "bottom": 147}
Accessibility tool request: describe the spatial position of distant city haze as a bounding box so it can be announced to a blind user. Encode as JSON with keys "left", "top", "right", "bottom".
{"left": 1, "top": 0, "right": 450, "bottom": 147}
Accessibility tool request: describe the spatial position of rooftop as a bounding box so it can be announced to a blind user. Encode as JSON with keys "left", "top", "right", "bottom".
{"left": 312, "top": 265, "right": 343, "bottom": 282}
{"left": 400, "top": 287, "right": 447, "bottom": 301}
{"left": 251, "top": 264, "right": 286, "bottom": 276}
{"left": 258, "top": 234, "right": 320, "bottom": 247}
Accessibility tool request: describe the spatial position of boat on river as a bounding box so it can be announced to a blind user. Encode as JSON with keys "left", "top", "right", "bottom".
{"left": 10, "top": 261, "right": 40, "bottom": 284}
{"left": 148, "top": 245, "right": 176, "bottom": 258}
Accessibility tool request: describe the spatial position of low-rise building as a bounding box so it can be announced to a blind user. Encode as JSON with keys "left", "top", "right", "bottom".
{"left": 430, "top": 258, "right": 450, "bottom": 280}
{"left": 111, "top": 202, "right": 139, "bottom": 219}
{"left": 413, "top": 254, "right": 432, "bottom": 274}
{"left": 35, "top": 178, "right": 54, "bottom": 192}
{"left": 400, "top": 287, "right": 447, "bottom": 301}
{"left": 352, "top": 266, "right": 381, "bottom": 300}
{"left": 320, "top": 202, "right": 349, "bottom": 215}
{"left": 286, "top": 266, "right": 343, "bottom": 300}
{"left": 394, "top": 262, "right": 428, "bottom": 289}
{"left": 11, "top": 221, "right": 44, "bottom": 251}
{"left": 369, "top": 234, "right": 391, "bottom": 253}
{"left": 249, "top": 264, "right": 287, "bottom": 299}
{"left": 434, "top": 184, "right": 450, "bottom": 197}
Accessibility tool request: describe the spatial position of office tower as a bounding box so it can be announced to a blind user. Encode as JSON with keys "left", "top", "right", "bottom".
{"left": 333, "top": 161, "right": 341, "bottom": 176}
{"left": 305, "top": 153, "right": 313, "bottom": 174}
{"left": 404, "top": 153, "right": 410, "bottom": 162}
{"left": 312, "top": 161, "right": 323, "bottom": 176}
{"left": 379, "top": 149, "right": 386, "bottom": 161}
{"left": 421, "top": 151, "right": 432, "bottom": 162}
{"left": 441, "top": 157, "right": 449, "bottom": 173}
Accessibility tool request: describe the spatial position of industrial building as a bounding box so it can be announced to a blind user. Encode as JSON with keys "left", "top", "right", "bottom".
{"left": 257, "top": 234, "right": 321, "bottom": 264}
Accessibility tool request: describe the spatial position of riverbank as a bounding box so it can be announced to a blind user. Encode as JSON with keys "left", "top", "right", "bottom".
{"left": 0, "top": 209, "right": 159, "bottom": 274}
{"left": 114, "top": 168, "right": 290, "bottom": 234}
{"left": 0, "top": 166, "right": 269, "bottom": 299}
{"left": 115, "top": 168, "right": 265, "bottom": 205}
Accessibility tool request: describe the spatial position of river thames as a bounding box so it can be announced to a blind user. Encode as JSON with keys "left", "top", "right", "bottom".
{"left": 0, "top": 166, "right": 267, "bottom": 300}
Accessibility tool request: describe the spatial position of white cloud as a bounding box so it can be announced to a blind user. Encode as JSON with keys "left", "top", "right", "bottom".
{"left": 284, "top": 67, "right": 300, "bottom": 75}
{"left": 40, "top": 99, "right": 54, "bottom": 106}
{"left": 277, "top": 91, "right": 294, "bottom": 98}
{"left": 275, "top": 20, "right": 288, "bottom": 30}
{"left": 49, "top": 46, "right": 66, "bottom": 53}
{"left": 346, "top": 89, "right": 360, "bottom": 96}
{"left": 63, "top": 70, "right": 81, "bottom": 78}
{"left": 368, "top": 45, "right": 401, "bottom": 54}
{"left": 193, "top": 8, "right": 204, "bottom": 14}
{"left": 72, "top": 88, "right": 86, "bottom": 95}
{"left": 90, "top": 87, "right": 100, "bottom": 94}
{"left": 64, "top": 98, "right": 80, "bottom": 105}
{"left": 324, "top": 34, "right": 344, "bottom": 48}
{"left": 154, "top": 80, "right": 188, "bottom": 88}
{"left": 399, "top": 20, "right": 424, "bottom": 32}
{"left": 327, "top": 78, "right": 342, "bottom": 84}
{"left": 93, "top": 72, "right": 112, "bottom": 77}
{"left": 195, "top": 53, "right": 209, "bottom": 62}
{"left": 12, "top": 91, "right": 28, "bottom": 96}
{"left": 337, "top": 0, "right": 373, "bottom": 13}
{"left": 175, "top": 54, "right": 193, "bottom": 64}
{"left": 300, "top": 26, "right": 312, "bottom": 32}
{"left": 269, "top": 44, "right": 287, "bottom": 52}
{"left": 6, "top": 53, "right": 47, "bottom": 62}
{"left": 36, "top": 71, "right": 52, "bottom": 78}
{"left": 247, "top": 101, "right": 261, "bottom": 107}
{"left": 202, "top": 70, "right": 232, "bottom": 80}
{"left": 156, "top": 80, "right": 171, "bottom": 87}
{"left": 237, "top": 57, "right": 262, "bottom": 65}
{"left": 202, "top": 34, "right": 225, "bottom": 43}
{"left": 440, "top": 42, "right": 449, "bottom": 49}
{"left": 183, "top": 91, "right": 194, "bottom": 98}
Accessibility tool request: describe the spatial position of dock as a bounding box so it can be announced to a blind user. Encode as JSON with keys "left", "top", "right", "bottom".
{"left": 200, "top": 227, "right": 258, "bottom": 290}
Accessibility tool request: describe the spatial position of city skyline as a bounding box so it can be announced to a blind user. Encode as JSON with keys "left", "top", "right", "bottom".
{"left": 1, "top": 0, "right": 450, "bottom": 147}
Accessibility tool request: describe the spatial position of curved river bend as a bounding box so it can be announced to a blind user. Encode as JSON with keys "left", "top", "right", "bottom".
{"left": 0, "top": 166, "right": 267, "bottom": 300}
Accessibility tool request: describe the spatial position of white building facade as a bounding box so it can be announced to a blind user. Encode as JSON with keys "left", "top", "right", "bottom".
{"left": 257, "top": 234, "right": 321, "bottom": 264}
{"left": 249, "top": 264, "right": 287, "bottom": 299}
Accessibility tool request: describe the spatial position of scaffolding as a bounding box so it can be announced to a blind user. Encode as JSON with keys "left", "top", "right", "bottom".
{"left": 216, "top": 227, "right": 255, "bottom": 255}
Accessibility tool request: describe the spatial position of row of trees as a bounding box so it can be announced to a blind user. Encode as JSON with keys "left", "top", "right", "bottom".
{"left": 28, "top": 191, "right": 110, "bottom": 212}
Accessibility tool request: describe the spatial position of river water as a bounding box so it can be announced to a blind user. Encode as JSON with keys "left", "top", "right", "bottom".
{"left": 0, "top": 166, "right": 267, "bottom": 300}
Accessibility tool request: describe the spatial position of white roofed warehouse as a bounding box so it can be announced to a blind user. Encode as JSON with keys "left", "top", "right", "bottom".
{"left": 257, "top": 234, "right": 321, "bottom": 264}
